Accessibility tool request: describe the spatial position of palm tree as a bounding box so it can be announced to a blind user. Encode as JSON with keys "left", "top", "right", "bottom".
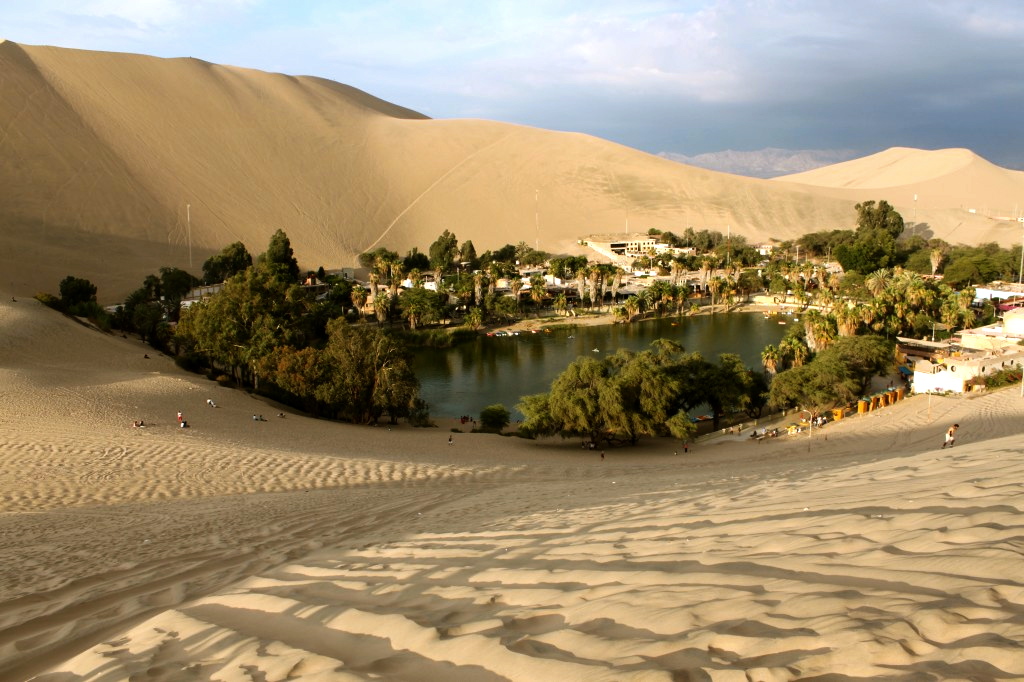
{"left": 609, "top": 268, "right": 623, "bottom": 307}
{"left": 834, "top": 303, "right": 859, "bottom": 337}
{"left": 707, "top": 276, "right": 724, "bottom": 313}
{"left": 529, "top": 273, "right": 547, "bottom": 313}
{"left": 553, "top": 292, "right": 568, "bottom": 317}
{"left": 487, "top": 263, "right": 500, "bottom": 297}
{"left": 510, "top": 277, "right": 524, "bottom": 311}
{"left": 761, "top": 344, "right": 780, "bottom": 376}
{"left": 465, "top": 306, "right": 483, "bottom": 330}
{"left": 930, "top": 247, "right": 944, "bottom": 277}
{"left": 780, "top": 335, "right": 809, "bottom": 368}
{"left": 623, "top": 295, "right": 640, "bottom": 323}
{"left": 473, "top": 271, "right": 484, "bottom": 306}
{"left": 804, "top": 310, "right": 837, "bottom": 352}
{"left": 373, "top": 290, "right": 390, "bottom": 324}
{"left": 865, "top": 268, "right": 891, "bottom": 299}
{"left": 351, "top": 285, "right": 368, "bottom": 321}
{"left": 587, "top": 268, "right": 601, "bottom": 309}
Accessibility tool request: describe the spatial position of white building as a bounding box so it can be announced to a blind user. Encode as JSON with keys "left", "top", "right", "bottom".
{"left": 912, "top": 347, "right": 1024, "bottom": 393}
{"left": 958, "top": 308, "right": 1024, "bottom": 351}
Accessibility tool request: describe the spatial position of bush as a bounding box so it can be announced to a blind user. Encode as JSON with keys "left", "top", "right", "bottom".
{"left": 479, "top": 403, "right": 511, "bottom": 433}
{"left": 35, "top": 292, "right": 64, "bottom": 311}
{"left": 983, "top": 365, "right": 1023, "bottom": 389}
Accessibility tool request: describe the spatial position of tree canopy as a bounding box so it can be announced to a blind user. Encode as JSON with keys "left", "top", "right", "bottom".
{"left": 518, "top": 340, "right": 762, "bottom": 447}
{"left": 202, "top": 241, "right": 252, "bottom": 284}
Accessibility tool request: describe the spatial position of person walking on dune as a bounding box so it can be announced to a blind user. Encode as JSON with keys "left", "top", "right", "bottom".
{"left": 942, "top": 423, "right": 959, "bottom": 448}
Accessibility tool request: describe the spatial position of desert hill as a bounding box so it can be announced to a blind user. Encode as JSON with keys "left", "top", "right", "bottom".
{"left": 777, "top": 147, "right": 1024, "bottom": 243}
{"left": 2, "top": 42, "right": 1022, "bottom": 302}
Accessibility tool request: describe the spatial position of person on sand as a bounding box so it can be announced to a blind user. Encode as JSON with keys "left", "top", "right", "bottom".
{"left": 942, "top": 423, "right": 959, "bottom": 448}
{"left": 448, "top": 434, "right": 453, "bottom": 446}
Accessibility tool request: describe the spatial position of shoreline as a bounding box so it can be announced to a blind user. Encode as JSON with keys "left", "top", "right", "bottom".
{"left": 486, "top": 301, "right": 778, "bottom": 335}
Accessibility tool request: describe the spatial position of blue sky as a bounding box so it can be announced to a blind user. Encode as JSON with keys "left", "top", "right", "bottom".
{"left": 4, "top": 0, "right": 1024, "bottom": 168}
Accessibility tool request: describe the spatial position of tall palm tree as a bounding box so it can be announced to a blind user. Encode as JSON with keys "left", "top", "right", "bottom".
{"left": 553, "top": 292, "right": 568, "bottom": 317}
{"left": 834, "top": 303, "right": 859, "bottom": 337}
{"left": 473, "top": 271, "right": 484, "bottom": 306}
{"left": 804, "top": 310, "right": 837, "bottom": 352}
{"left": 930, "top": 247, "right": 944, "bottom": 277}
{"left": 780, "top": 335, "right": 809, "bottom": 368}
{"left": 761, "top": 344, "right": 780, "bottom": 376}
{"left": 609, "top": 268, "right": 623, "bottom": 306}
{"left": 510, "top": 277, "right": 524, "bottom": 311}
{"left": 707, "top": 276, "right": 724, "bottom": 313}
{"left": 529, "top": 273, "right": 547, "bottom": 313}
{"left": 351, "top": 285, "right": 368, "bottom": 321}
{"left": 623, "top": 295, "right": 640, "bottom": 323}
{"left": 587, "top": 268, "right": 601, "bottom": 309}
{"left": 373, "top": 290, "right": 390, "bottom": 325}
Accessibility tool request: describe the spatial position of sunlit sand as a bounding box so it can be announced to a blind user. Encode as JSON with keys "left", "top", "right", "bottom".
{"left": 3, "top": 294, "right": 1023, "bottom": 680}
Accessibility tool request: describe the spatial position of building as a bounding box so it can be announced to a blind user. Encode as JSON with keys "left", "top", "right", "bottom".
{"left": 583, "top": 234, "right": 661, "bottom": 263}
{"left": 904, "top": 312, "right": 1024, "bottom": 393}
{"left": 958, "top": 308, "right": 1024, "bottom": 351}
{"left": 972, "top": 282, "right": 1024, "bottom": 306}
{"left": 911, "top": 347, "right": 1024, "bottom": 393}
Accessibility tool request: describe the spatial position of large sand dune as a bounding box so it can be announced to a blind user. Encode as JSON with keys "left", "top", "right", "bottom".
{"left": 5, "top": 41, "right": 1021, "bottom": 303}
{"left": 777, "top": 147, "right": 1024, "bottom": 245}
{"left": 2, "top": 294, "right": 1024, "bottom": 680}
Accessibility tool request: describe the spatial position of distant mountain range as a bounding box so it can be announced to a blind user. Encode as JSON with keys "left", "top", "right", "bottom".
{"left": 659, "top": 148, "right": 862, "bottom": 179}
{"left": 2, "top": 40, "right": 1023, "bottom": 301}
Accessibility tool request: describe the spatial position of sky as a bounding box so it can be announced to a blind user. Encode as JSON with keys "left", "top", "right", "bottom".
{"left": 4, "top": 0, "right": 1024, "bottom": 169}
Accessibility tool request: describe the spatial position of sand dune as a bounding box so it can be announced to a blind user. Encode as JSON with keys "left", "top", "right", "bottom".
{"left": 2, "top": 294, "right": 1024, "bottom": 680}
{"left": 777, "top": 147, "right": 1024, "bottom": 245}
{"left": 5, "top": 42, "right": 1021, "bottom": 303}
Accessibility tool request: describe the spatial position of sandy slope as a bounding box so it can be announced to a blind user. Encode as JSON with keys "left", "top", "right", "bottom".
{"left": 776, "top": 147, "right": 1024, "bottom": 246}
{"left": 2, "top": 295, "right": 1023, "bottom": 680}
{"left": 6, "top": 42, "right": 1022, "bottom": 303}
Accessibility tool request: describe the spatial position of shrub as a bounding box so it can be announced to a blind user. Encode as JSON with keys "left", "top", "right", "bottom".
{"left": 983, "top": 365, "right": 1023, "bottom": 389}
{"left": 479, "top": 403, "right": 511, "bottom": 433}
{"left": 35, "top": 292, "right": 64, "bottom": 311}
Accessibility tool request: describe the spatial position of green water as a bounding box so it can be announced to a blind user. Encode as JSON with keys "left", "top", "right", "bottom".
{"left": 413, "top": 312, "right": 790, "bottom": 419}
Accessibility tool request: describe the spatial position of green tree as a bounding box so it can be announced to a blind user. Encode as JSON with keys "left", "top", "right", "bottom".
{"left": 834, "top": 200, "right": 905, "bottom": 275}
{"left": 399, "top": 287, "right": 442, "bottom": 330}
{"left": 261, "top": 229, "right": 300, "bottom": 283}
{"left": 429, "top": 230, "right": 459, "bottom": 279}
{"left": 175, "top": 266, "right": 303, "bottom": 387}
{"left": 268, "top": 320, "right": 420, "bottom": 424}
{"left": 479, "top": 404, "right": 511, "bottom": 433}
{"left": 59, "top": 276, "right": 97, "bottom": 308}
{"left": 202, "top": 241, "right": 252, "bottom": 284}
{"left": 769, "top": 335, "right": 893, "bottom": 415}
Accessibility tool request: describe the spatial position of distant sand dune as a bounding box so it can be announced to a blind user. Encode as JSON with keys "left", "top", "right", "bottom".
{"left": 4, "top": 42, "right": 1022, "bottom": 301}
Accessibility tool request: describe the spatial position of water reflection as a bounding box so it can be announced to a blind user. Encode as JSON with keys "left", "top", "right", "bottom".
{"left": 413, "top": 313, "right": 789, "bottom": 419}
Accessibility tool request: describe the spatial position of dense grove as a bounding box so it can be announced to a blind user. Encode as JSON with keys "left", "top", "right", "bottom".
{"left": 41, "top": 200, "right": 1023, "bottom": 438}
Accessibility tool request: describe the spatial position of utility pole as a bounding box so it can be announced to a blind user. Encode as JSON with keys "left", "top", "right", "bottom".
{"left": 187, "top": 203, "right": 192, "bottom": 268}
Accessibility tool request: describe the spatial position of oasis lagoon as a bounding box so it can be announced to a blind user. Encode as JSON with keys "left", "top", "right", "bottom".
{"left": 414, "top": 312, "right": 791, "bottom": 420}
